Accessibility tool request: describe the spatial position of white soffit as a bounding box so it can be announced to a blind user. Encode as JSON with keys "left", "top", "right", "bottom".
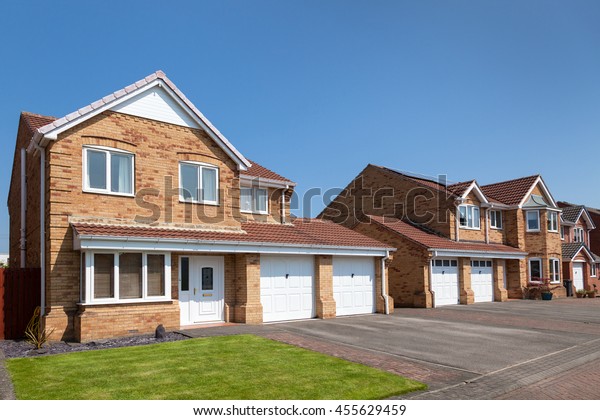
{"left": 111, "top": 85, "right": 201, "bottom": 128}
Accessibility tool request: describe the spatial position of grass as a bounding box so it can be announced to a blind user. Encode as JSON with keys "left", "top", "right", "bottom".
{"left": 6, "top": 335, "right": 426, "bottom": 400}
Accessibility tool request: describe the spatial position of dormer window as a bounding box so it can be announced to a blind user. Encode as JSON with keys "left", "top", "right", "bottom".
{"left": 83, "top": 146, "right": 134, "bottom": 196}
{"left": 240, "top": 187, "right": 268, "bottom": 214}
{"left": 458, "top": 205, "right": 480, "bottom": 229}
{"left": 526, "top": 210, "right": 540, "bottom": 232}
{"left": 574, "top": 227, "right": 584, "bottom": 242}
{"left": 547, "top": 211, "right": 558, "bottom": 232}
{"left": 179, "top": 162, "right": 219, "bottom": 205}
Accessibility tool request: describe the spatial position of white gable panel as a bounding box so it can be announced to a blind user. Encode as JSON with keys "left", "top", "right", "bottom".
{"left": 111, "top": 85, "right": 200, "bottom": 128}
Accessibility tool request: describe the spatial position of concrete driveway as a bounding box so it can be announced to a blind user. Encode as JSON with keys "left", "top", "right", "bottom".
{"left": 185, "top": 298, "right": 600, "bottom": 399}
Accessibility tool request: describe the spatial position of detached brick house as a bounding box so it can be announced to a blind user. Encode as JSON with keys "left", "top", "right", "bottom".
{"left": 7, "top": 71, "right": 394, "bottom": 341}
{"left": 557, "top": 202, "right": 600, "bottom": 292}
{"left": 320, "top": 165, "right": 564, "bottom": 307}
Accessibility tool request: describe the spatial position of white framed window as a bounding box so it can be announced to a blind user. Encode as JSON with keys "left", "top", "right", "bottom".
{"left": 526, "top": 210, "right": 540, "bottom": 232}
{"left": 490, "top": 210, "right": 502, "bottom": 229}
{"left": 179, "top": 162, "right": 219, "bottom": 205}
{"left": 83, "top": 146, "right": 134, "bottom": 196}
{"left": 591, "top": 263, "right": 597, "bottom": 278}
{"left": 573, "top": 227, "right": 584, "bottom": 242}
{"left": 549, "top": 258, "right": 560, "bottom": 283}
{"left": 547, "top": 211, "right": 558, "bottom": 232}
{"left": 81, "top": 251, "right": 171, "bottom": 304}
{"left": 240, "top": 187, "right": 268, "bottom": 214}
{"left": 560, "top": 225, "right": 565, "bottom": 240}
{"left": 529, "top": 258, "right": 542, "bottom": 281}
{"left": 458, "top": 205, "right": 480, "bottom": 229}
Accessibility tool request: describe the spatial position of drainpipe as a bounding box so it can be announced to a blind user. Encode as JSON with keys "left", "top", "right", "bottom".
{"left": 33, "top": 142, "right": 46, "bottom": 317}
{"left": 428, "top": 257, "right": 435, "bottom": 308}
{"left": 485, "top": 208, "right": 490, "bottom": 244}
{"left": 20, "top": 148, "right": 27, "bottom": 268}
{"left": 281, "top": 186, "right": 288, "bottom": 224}
{"left": 381, "top": 250, "right": 390, "bottom": 315}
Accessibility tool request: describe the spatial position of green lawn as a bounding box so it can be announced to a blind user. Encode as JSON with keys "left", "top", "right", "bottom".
{"left": 6, "top": 335, "right": 426, "bottom": 399}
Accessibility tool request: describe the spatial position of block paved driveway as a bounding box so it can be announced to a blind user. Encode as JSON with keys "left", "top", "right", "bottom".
{"left": 186, "top": 298, "right": 600, "bottom": 399}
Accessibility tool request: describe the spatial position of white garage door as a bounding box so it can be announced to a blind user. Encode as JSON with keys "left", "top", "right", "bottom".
{"left": 333, "top": 257, "right": 376, "bottom": 316}
{"left": 260, "top": 255, "right": 315, "bottom": 322}
{"left": 573, "top": 262, "right": 584, "bottom": 291}
{"left": 431, "top": 259, "right": 459, "bottom": 306}
{"left": 471, "top": 260, "right": 494, "bottom": 303}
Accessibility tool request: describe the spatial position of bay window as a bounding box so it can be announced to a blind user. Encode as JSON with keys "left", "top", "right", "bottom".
{"left": 179, "top": 162, "right": 219, "bottom": 205}
{"left": 83, "top": 146, "right": 134, "bottom": 196}
{"left": 81, "top": 252, "right": 171, "bottom": 304}
{"left": 240, "top": 187, "right": 268, "bottom": 214}
{"left": 547, "top": 211, "right": 558, "bottom": 232}
{"left": 458, "top": 205, "right": 480, "bottom": 229}
{"left": 529, "top": 258, "right": 542, "bottom": 281}
{"left": 526, "top": 210, "right": 540, "bottom": 232}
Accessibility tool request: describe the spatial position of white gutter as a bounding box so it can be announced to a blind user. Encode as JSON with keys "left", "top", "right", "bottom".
{"left": 381, "top": 250, "right": 390, "bottom": 315}
{"left": 20, "top": 148, "right": 26, "bottom": 268}
{"left": 33, "top": 141, "right": 46, "bottom": 316}
{"left": 431, "top": 248, "right": 527, "bottom": 260}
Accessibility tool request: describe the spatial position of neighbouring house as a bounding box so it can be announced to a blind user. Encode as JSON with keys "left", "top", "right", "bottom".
{"left": 320, "top": 165, "right": 564, "bottom": 308}
{"left": 7, "top": 71, "right": 395, "bottom": 342}
{"left": 557, "top": 202, "right": 600, "bottom": 292}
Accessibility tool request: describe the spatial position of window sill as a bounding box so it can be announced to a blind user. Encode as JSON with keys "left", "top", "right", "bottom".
{"left": 78, "top": 298, "right": 173, "bottom": 306}
{"left": 490, "top": 227, "right": 503, "bottom": 231}
{"left": 179, "top": 199, "right": 219, "bottom": 206}
{"left": 83, "top": 189, "right": 135, "bottom": 198}
{"left": 526, "top": 229, "right": 541, "bottom": 233}
{"left": 241, "top": 210, "right": 269, "bottom": 215}
{"left": 459, "top": 226, "right": 481, "bottom": 231}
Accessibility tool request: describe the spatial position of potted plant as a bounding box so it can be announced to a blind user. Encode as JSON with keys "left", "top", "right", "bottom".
{"left": 526, "top": 277, "right": 558, "bottom": 300}
{"left": 576, "top": 289, "right": 586, "bottom": 298}
{"left": 587, "top": 289, "right": 596, "bottom": 298}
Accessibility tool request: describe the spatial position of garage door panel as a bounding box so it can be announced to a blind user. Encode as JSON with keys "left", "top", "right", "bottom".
{"left": 471, "top": 260, "right": 494, "bottom": 303}
{"left": 333, "top": 257, "right": 375, "bottom": 316}
{"left": 432, "top": 260, "right": 459, "bottom": 306}
{"left": 261, "top": 255, "right": 315, "bottom": 322}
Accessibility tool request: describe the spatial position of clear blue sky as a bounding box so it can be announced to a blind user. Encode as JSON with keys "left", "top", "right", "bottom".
{"left": 1, "top": 0, "right": 599, "bottom": 253}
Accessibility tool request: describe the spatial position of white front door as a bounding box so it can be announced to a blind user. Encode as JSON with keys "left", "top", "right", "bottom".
{"left": 179, "top": 256, "right": 224, "bottom": 325}
{"left": 333, "top": 256, "right": 376, "bottom": 316}
{"left": 260, "top": 255, "right": 315, "bottom": 322}
{"left": 573, "top": 262, "right": 584, "bottom": 291}
{"left": 471, "top": 260, "right": 494, "bottom": 303}
{"left": 431, "top": 259, "right": 459, "bottom": 306}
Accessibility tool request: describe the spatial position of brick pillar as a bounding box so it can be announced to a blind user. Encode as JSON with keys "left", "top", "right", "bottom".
{"left": 374, "top": 256, "right": 394, "bottom": 314}
{"left": 459, "top": 258, "right": 474, "bottom": 304}
{"left": 314, "top": 255, "right": 336, "bottom": 318}
{"left": 414, "top": 264, "right": 433, "bottom": 308}
{"left": 493, "top": 260, "right": 508, "bottom": 302}
{"left": 506, "top": 259, "right": 525, "bottom": 299}
{"left": 234, "top": 253, "right": 263, "bottom": 324}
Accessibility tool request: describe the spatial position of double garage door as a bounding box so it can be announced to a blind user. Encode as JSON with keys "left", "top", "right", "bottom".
{"left": 260, "top": 255, "right": 375, "bottom": 322}
{"left": 431, "top": 259, "right": 494, "bottom": 306}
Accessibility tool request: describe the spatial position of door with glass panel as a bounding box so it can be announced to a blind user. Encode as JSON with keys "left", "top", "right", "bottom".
{"left": 179, "top": 256, "right": 224, "bottom": 325}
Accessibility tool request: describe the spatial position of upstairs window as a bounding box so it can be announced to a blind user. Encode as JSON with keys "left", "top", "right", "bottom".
{"left": 560, "top": 225, "right": 565, "bottom": 240}
{"left": 83, "top": 146, "right": 134, "bottom": 196}
{"left": 591, "top": 263, "right": 597, "bottom": 278}
{"left": 179, "top": 162, "right": 218, "bottom": 205}
{"left": 240, "top": 187, "right": 268, "bottom": 214}
{"left": 490, "top": 210, "right": 502, "bottom": 229}
{"left": 458, "top": 205, "right": 480, "bottom": 229}
{"left": 547, "top": 211, "right": 558, "bottom": 232}
{"left": 526, "top": 210, "right": 540, "bottom": 232}
{"left": 573, "top": 227, "right": 584, "bottom": 242}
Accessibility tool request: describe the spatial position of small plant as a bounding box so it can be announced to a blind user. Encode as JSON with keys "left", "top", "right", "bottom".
{"left": 587, "top": 289, "right": 597, "bottom": 298}
{"left": 576, "top": 289, "right": 586, "bottom": 298}
{"left": 24, "top": 306, "right": 55, "bottom": 349}
{"left": 525, "top": 277, "right": 559, "bottom": 300}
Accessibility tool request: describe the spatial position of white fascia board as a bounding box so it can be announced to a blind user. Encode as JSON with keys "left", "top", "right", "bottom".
{"left": 239, "top": 174, "right": 296, "bottom": 188}
{"left": 570, "top": 244, "right": 595, "bottom": 262}
{"left": 74, "top": 235, "right": 394, "bottom": 257}
{"left": 463, "top": 182, "right": 489, "bottom": 204}
{"left": 36, "top": 80, "right": 250, "bottom": 170}
{"left": 518, "top": 176, "right": 558, "bottom": 209}
{"left": 580, "top": 208, "right": 596, "bottom": 230}
{"left": 430, "top": 248, "right": 527, "bottom": 260}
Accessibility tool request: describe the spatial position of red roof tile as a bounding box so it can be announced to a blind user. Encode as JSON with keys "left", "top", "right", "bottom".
{"left": 375, "top": 166, "right": 452, "bottom": 194}
{"left": 447, "top": 180, "right": 474, "bottom": 197}
{"left": 72, "top": 219, "right": 392, "bottom": 250}
{"left": 368, "top": 215, "right": 525, "bottom": 254}
{"left": 21, "top": 112, "right": 57, "bottom": 135}
{"left": 481, "top": 175, "right": 539, "bottom": 206}
{"left": 242, "top": 160, "right": 294, "bottom": 184}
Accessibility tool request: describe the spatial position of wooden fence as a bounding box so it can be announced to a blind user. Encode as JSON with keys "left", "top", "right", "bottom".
{"left": 0, "top": 267, "right": 41, "bottom": 339}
